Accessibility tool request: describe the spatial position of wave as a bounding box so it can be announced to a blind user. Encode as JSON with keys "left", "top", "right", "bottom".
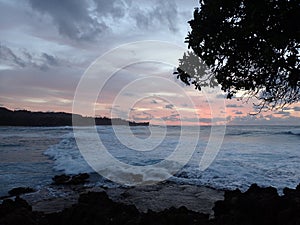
{"left": 41, "top": 126, "right": 300, "bottom": 192}
{"left": 44, "top": 132, "right": 94, "bottom": 175}
{"left": 226, "top": 127, "right": 300, "bottom": 137}
{"left": 226, "top": 130, "right": 269, "bottom": 136}
{"left": 283, "top": 129, "right": 300, "bottom": 136}
{"left": 275, "top": 129, "right": 300, "bottom": 136}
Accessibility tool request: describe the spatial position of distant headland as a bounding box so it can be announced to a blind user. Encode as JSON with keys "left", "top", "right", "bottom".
{"left": 0, "top": 107, "right": 149, "bottom": 127}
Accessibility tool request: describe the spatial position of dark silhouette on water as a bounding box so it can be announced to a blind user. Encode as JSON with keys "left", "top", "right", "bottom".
{"left": 0, "top": 107, "right": 149, "bottom": 126}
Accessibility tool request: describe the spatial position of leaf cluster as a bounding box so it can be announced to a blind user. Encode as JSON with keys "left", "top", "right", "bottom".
{"left": 175, "top": 0, "right": 300, "bottom": 110}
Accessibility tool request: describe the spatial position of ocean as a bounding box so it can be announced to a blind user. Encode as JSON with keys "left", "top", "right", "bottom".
{"left": 1, "top": 125, "right": 300, "bottom": 196}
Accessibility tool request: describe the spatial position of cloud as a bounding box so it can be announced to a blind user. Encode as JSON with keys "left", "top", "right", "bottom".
{"left": 226, "top": 104, "right": 243, "bottom": 108}
{"left": 162, "top": 113, "right": 180, "bottom": 122}
{"left": 133, "top": 0, "right": 179, "bottom": 33}
{"left": 165, "top": 104, "right": 174, "bottom": 109}
{"left": 235, "top": 111, "right": 243, "bottom": 115}
{"left": 27, "top": 0, "right": 181, "bottom": 42}
{"left": 94, "top": 0, "right": 126, "bottom": 19}
{"left": 283, "top": 107, "right": 292, "bottom": 110}
{"left": 42, "top": 53, "right": 59, "bottom": 66}
{"left": 0, "top": 43, "right": 65, "bottom": 71}
{"left": 28, "top": 0, "right": 108, "bottom": 41}
{"left": 0, "top": 44, "right": 26, "bottom": 68}
{"left": 216, "top": 94, "right": 226, "bottom": 99}
{"left": 198, "top": 117, "right": 226, "bottom": 124}
{"left": 293, "top": 106, "right": 300, "bottom": 111}
{"left": 274, "top": 111, "right": 291, "bottom": 116}
{"left": 132, "top": 111, "right": 153, "bottom": 121}
{"left": 229, "top": 114, "right": 300, "bottom": 125}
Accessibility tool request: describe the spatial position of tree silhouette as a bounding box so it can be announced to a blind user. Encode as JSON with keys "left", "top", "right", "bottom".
{"left": 175, "top": 0, "right": 300, "bottom": 110}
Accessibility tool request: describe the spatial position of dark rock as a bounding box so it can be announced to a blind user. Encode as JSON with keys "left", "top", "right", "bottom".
{"left": 52, "top": 173, "right": 89, "bottom": 185}
{"left": 2, "top": 182, "right": 300, "bottom": 225}
{"left": 0, "top": 196, "right": 40, "bottom": 225}
{"left": 44, "top": 191, "right": 212, "bottom": 225}
{"left": 8, "top": 187, "right": 36, "bottom": 196}
{"left": 140, "top": 206, "right": 212, "bottom": 225}
{"left": 68, "top": 173, "right": 89, "bottom": 185}
{"left": 47, "top": 191, "right": 141, "bottom": 225}
{"left": 52, "top": 174, "right": 71, "bottom": 185}
{"left": 213, "top": 183, "right": 300, "bottom": 225}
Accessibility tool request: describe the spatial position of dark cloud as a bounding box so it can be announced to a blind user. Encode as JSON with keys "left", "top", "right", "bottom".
{"left": 0, "top": 43, "right": 63, "bottom": 71}
{"left": 94, "top": 0, "right": 126, "bottom": 19}
{"left": 229, "top": 114, "right": 300, "bottom": 125}
{"left": 235, "top": 111, "right": 243, "bottom": 115}
{"left": 199, "top": 118, "right": 211, "bottom": 123}
{"left": 28, "top": 0, "right": 107, "bottom": 41}
{"left": 283, "top": 107, "right": 291, "bottom": 110}
{"left": 216, "top": 94, "right": 226, "bottom": 99}
{"left": 133, "top": 0, "right": 179, "bottom": 33}
{"left": 42, "top": 53, "right": 59, "bottom": 66}
{"left": 162, "top": 113, "right": 179, "bottom": 121}
{"left": 198, "top": 117, "right": 226, "bottom": 124}
{"left": 132, "top": 111, "right": 153, "bottom": 121}
{"left": 226, "top": 104, "right": 244, "bottom": 108}
{"left": 27, "top": 0, "right": 181, "bottom": 42}
{"left": 123, "top": 93, "right": 135, "bottom": 97}
{"left": 165, "top": 104, "right": 174, "bottom": 109}
{"left": 274, "top": 111, "right": 291, "bottom": 116}
{"left": 0, "top": 44, "right": 26, "bottom": 67}
{"left": 181, "top": 117, "right": 199, "bottom": 123}
{"left": 293, "top": 106, "right": 300, "bottom": 111}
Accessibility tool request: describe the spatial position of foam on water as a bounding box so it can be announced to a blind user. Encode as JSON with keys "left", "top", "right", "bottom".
{"left": 1, "top": 125, "right": 300, "bottom": 195}
{"left": 44, "top": 132, "right": 94, "bottom": 174}
{"left": 41, "top": 125, "right": 300, "bottom": 191}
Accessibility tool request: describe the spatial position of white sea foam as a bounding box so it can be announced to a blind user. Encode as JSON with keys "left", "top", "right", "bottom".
{"left": 1, "top": 125, "right": 299, "bottom": 195}
{"left": 44, "top": 132, "right": 94, "bottom": 174}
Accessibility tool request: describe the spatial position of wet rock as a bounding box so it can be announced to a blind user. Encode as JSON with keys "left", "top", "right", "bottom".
{"left": 8, "top": 187, "right": 36, "bottom": 196}
{"left": 2, "top": 182, "right": 300, "bottom": 225}
{"left": 52, "top": 173, "right": 89, "bottom": 185}
{"left": 68, "top": 173, "right": 89, "bottom": 185}
{"left": 0, "top": 196, "right": 38, "bottom": 225}
{"left": 46, "top": 191, "right": 141, "bottom": 225}
{"left": 213, "top": 183, "right": 300, "bottom": 225}
{"left": 140, "top": 206, "right": 212, "bottom": 225}
{"left": 44, "top": 191, "right": 212, "bottom": 225}
{"left": 52, "top": 174, "right": 71, "bottom": 185}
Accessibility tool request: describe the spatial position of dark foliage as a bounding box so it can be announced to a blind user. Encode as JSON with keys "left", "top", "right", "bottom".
{"left": 175, "top": 0, "right": 300, "bottom": 110}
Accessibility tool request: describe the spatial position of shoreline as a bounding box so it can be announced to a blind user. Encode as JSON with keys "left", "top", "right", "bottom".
{"left": 7, "top": 179, "right": 224, "bottom": 216}
{"left": 1, "top": 174, "right": 300, "bottom": 225}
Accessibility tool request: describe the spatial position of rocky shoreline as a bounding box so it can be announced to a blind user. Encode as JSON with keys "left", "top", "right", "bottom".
{"left": 1, "top": 174, "right": 300, "bottom": 225}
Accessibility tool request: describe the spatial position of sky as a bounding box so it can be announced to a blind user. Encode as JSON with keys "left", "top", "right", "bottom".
{"left": 0, "top": 0, "right": 300, "bottom": 126}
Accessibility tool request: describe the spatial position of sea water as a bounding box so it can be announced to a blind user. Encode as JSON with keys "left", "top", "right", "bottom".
{"left": 0, "top": 125, "right": 300, "bottom": 196}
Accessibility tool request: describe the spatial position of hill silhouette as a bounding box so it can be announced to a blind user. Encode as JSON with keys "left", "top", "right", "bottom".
{"left": 0, "top": 107, "right": 149, "bottom": 127}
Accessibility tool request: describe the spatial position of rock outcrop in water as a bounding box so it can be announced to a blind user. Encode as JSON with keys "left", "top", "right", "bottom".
{"left": 1, "top": 183, "right": 300, "bottom": 225}
{"left": 52, "top": 173, "right": 90, "bottom": 185}
{"left": 8, "top": 187, "right": 36, "bottom": 197}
